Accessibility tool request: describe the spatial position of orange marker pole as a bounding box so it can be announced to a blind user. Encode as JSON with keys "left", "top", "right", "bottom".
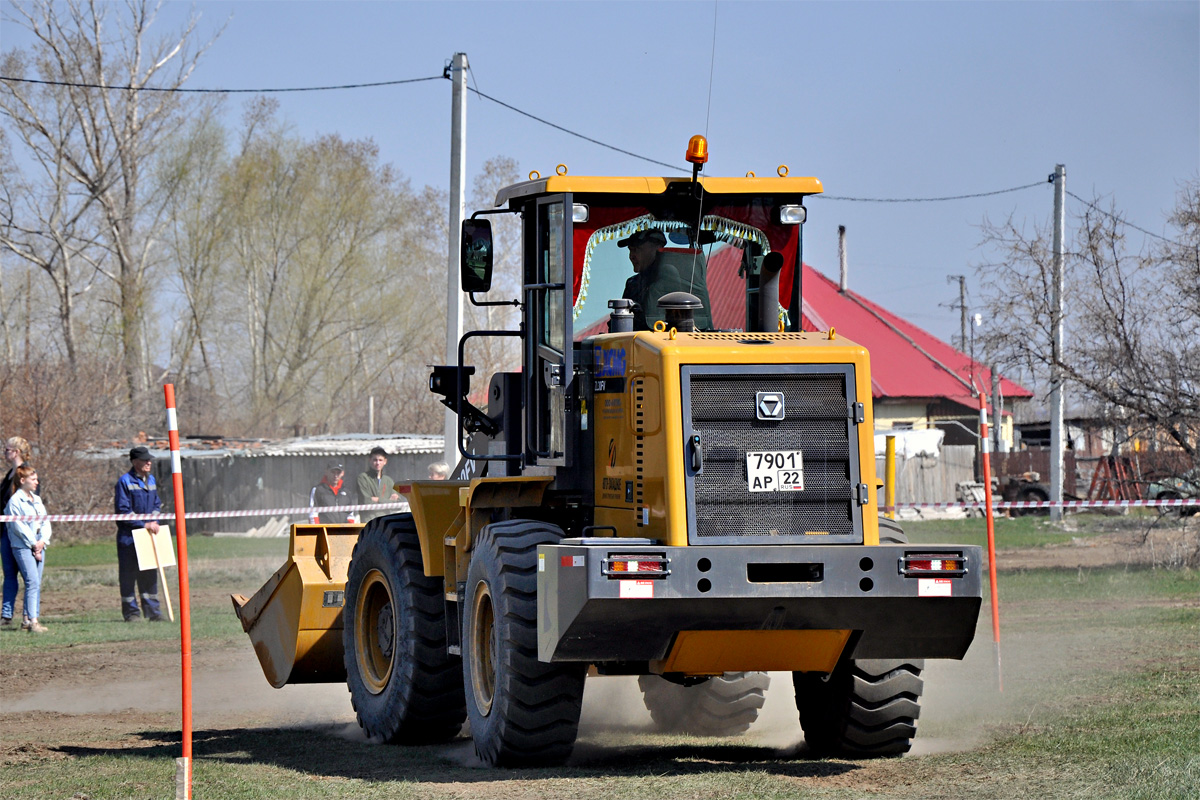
{"left": 164, "top": 385, "right": 193, "bottom": 799}
{"left": 978, "top": 393, "right": 1003, "bottom": 692}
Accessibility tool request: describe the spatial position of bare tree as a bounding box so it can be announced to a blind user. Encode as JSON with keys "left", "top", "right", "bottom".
{"left": 976, "top": 180, "right": 1200, "bottom": 464}
{"left": 155, "top": 108, "right": 230, "bottom": 401}
{"left": 219, "top": 113, "right": 431, "bottom": 434}
{"left": 0, "top": 87, "right": 105, "bottom": 365}
{"left": 0, "top": 0, "right": 218, "bottom": 407}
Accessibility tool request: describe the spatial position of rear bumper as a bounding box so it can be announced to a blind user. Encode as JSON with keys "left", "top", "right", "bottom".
{"left": 536, "top": 543, "right": 982, "bottom": 665}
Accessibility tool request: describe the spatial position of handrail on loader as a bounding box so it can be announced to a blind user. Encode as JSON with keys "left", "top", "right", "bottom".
{"left": 231, "top": 523, "right": 361, "bottom": 688}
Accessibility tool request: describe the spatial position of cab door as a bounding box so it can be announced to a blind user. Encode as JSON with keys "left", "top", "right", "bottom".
{"left": 525, "top": 197, "right": 574, "bottom": 467}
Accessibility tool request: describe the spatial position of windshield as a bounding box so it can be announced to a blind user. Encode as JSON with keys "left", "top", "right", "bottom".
{"left": 569, "top": 198, "right": 802, "bottom": 339}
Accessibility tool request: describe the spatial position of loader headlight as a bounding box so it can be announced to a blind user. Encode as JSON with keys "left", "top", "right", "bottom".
{"left": 778, "top": 205, "right": 806, "bottom": 225}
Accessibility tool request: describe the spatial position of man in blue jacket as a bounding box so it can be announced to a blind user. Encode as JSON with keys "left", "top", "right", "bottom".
{"left": 114, "top": 446, "right": 164, "bottom": 621}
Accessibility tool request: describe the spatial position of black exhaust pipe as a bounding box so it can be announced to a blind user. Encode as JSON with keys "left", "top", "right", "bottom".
{"left": 756, "top": 251, "right": 784, "bottom": 333}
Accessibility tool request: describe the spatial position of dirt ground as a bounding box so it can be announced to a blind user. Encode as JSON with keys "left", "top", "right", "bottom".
{"left": 993, "top": 523, "right": 1200, "bottom": 570}
{"left": 2, "top": 521, "right": 1196, "bottom": 792}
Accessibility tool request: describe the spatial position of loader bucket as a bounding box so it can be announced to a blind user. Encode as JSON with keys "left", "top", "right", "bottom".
{"left": 231, "top": 523, "right": 361, "bottom": 688}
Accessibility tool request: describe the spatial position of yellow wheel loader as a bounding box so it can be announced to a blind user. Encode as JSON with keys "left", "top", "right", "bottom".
{"left": 234, "top": 137, "right": 983, "bottom": 767}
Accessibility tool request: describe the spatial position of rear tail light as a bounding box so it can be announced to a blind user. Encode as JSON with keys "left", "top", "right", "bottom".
{"left": 899, "top": 552, "right": 967, "bottom": 577}
{"left": 603, "top": 553, "right": 670, "bottom": 578}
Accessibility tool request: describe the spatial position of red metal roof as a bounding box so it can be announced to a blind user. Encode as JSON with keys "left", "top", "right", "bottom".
{"left": 795, "top": 262, "right": 1032, "bottom": 407}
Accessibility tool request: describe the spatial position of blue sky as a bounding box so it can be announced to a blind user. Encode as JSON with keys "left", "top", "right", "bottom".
{"left": 3, "top": 0, "right": 1197, "bottom": 347}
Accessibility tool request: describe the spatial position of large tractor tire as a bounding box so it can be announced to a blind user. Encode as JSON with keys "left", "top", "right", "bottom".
{"left": 1156, "top": 491, "right": 1183, "bottom": 518}
{"left": 877, "top": 516, "right": 908, "bottom": 544}
{"left": 343, "top": 513, "right": 466, "bottom": 743}
{"left": 463, "top": 519, "right": 587, "bottom": 767}
{"left": 638, "top": 672, "right": 770, "bottom": 737}
{"left": 1015, "top": 485, "right": 1051, "bottom": 516}
{"left": 793, "top": 658, "right": 925, "bottom": 757}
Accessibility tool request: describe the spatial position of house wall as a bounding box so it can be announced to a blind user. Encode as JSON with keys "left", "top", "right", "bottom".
{"left": 872, "top": 402, "right": 929, "bottom": 429}
{"left": 875, "top": 402, "right": 1017, "bottom": 450}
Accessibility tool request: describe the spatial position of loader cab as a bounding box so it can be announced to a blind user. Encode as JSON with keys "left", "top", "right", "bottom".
{"left": 454, "top": 163, "right": 822, "bottom": 477}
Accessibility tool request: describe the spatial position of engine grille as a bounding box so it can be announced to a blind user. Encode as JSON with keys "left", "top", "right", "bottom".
{"left": 684, "top": 366, "right": 863, "bottom": 545}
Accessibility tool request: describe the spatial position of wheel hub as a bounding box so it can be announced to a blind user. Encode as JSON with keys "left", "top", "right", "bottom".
{"left": 355, "top": 569, "right": 396, "bottom": 694}
{"left": 469, "top": 579, "right": 496, "bottom": 716}
{"left": 377, "top": 603, "right": 394, "bottom": 659}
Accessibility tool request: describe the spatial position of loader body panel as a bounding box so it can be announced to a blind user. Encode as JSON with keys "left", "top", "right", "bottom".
{"left": 537, "top": 542, "right": 982, "bottom": 671}
{"left": 588, "top": 330, "right": 880, "bottom": 548}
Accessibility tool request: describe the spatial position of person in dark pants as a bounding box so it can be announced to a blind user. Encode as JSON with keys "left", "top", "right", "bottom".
{"left": 114, "top": 446, "right": 164, "bottom": 622}
{"left": 2, "top": 436, "right": 33, "bottom": 628}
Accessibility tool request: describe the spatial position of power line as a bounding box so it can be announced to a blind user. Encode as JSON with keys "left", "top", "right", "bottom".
{"left": 4, "top": 71, "right": 1188, "bottom": 244}
{"left": 817, "top": 181, "right": 1045, "bottom": 203}
{"left": 466, "top": 86, "right": 684, "bottom": 173}
{"left": 0, "top": 74, "right": 444, "bottom": 93}
{"left": 1064, "top": 188, "right": 1182, "bottom": 246}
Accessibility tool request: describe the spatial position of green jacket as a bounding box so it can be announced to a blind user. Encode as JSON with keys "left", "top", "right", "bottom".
{"left": 356, "top": 470, "right": 397, "bottom": 522}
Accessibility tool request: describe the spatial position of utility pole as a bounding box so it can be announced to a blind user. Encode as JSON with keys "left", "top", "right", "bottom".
{"left": 991, "top": 366, "right": 1004, "bottom": 454}
{"left": 445, "top": 52, "right": 468, "bottom": 468}
{"left": 838, "top": 226, "right": 849, "bottom": 292}
{"left": 1049, "top": 164, "right": 1066, "bottom": 522}
{"left": 946, "top": 275, "right": 967, "bottom": 353}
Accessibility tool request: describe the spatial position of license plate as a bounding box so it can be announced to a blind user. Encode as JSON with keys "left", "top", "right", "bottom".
{"left": 746, "top": 450, "right": 805, "bottom": 492}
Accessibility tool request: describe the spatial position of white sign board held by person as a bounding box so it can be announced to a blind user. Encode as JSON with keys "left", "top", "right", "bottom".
{"left": 132, "top": 526, "right": 176, "bottom": 622}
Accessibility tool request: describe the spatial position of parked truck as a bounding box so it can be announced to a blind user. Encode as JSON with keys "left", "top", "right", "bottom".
{"left": 233, "top": 137, "right": 983, "bottom": 767}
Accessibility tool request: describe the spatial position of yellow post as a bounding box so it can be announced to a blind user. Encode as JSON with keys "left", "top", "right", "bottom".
{"left": 885, "top": 435, "right": 897, "bottom": 520}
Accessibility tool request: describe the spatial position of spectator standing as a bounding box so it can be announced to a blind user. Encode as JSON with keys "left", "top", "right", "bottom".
{"left": 310, "top": 462, "right": 353, "bottom": 524}
{"left": 356, "top": 447, "right": 399, "bottom": 522}
{"left": 4, "top": 465, "right": 51, "bottom": 633}
{"left": 114, "top": 446, "right": 164, "bottom": 622}
{"left": 427, "top": 462, "right": 450, "bottom": 480}
{"left": 2, "top": 436, "right": 33, "bottom": 628}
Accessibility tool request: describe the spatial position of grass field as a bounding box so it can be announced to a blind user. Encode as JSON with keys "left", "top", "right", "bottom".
{"left": 2, "top": 517, "right": 1197, "bottom": 799}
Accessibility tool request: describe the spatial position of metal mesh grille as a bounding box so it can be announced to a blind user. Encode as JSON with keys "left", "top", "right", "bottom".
{"left": 689, "top": 371, "right": 857, "bottom": 542}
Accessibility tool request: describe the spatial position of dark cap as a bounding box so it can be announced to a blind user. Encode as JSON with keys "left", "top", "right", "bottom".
{"left": 326, "top": 461, "right": 344, "bottom": 471}
{"left": 368, "top": 446, "right": 388, "bottom": 457}
{"left": 129, "top": 446, "right": 154, "bottom": 461}
{"left": 617, "top": 229, "right": 667, "bottom": 248}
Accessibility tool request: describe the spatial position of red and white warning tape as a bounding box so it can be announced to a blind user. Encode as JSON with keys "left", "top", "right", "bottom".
{"left": 891, "top": 498, "right": 1198, "bottom": 511}
{"left": 0, "top": 501, "right": 411, "bottom": 524}
{"left": 1, "top": 499, "right": 1194, "bottom": 525}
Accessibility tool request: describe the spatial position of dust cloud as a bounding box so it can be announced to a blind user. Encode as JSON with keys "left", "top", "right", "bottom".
{"left": 577, "top": 675, "right": 652, "bottom": 732}
{"left": 576, "top": 672, "right": 804, "bottom": 749}
{"left": 573, "top": 632, "right": 1041, "bottom": 757}
{"left": 8, "top": 645, "right": 357, "bottom": 731}
{"left": 8, "top": 619, "right": 1060, "bottom": 760}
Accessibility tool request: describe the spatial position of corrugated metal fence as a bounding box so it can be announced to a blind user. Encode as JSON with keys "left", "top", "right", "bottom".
{"left": 152, "top": 451, "right": 439, "bottom": 534}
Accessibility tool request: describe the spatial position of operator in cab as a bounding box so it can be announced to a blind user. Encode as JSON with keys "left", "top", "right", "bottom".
{"left": 619, "top": 229, "right": 713, "bottom": 331}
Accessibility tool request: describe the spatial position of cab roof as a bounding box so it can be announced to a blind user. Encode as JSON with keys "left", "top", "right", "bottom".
{"left": 494, "top": 174, "right": 824, "bottom": 207}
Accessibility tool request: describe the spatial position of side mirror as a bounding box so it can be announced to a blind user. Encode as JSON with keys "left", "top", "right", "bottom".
{"left": 461, "top": 219, "right": 493, "bottom": 293}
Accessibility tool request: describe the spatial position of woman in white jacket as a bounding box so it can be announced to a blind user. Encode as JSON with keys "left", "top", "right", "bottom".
{"left": 4, "top": 464, "right": 51, "bottom": 633}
